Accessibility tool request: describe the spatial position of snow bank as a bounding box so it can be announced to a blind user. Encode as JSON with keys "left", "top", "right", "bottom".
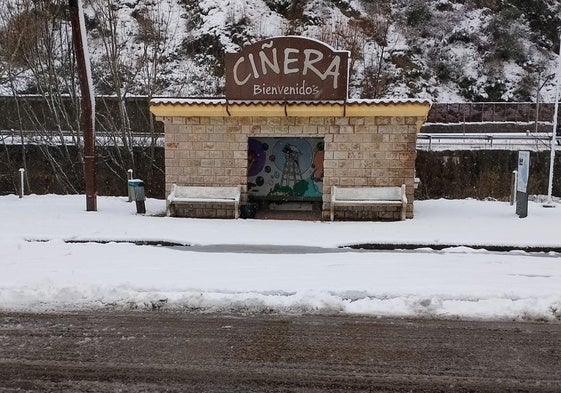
{"left": 0, "top": 194, "right": 560, "bottom": 321}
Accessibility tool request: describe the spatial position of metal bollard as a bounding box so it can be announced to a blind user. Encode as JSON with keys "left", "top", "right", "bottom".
{"left": 18, "top": 168, "right": 25, "bottom": 199}
{"left": 510, "top": 170, "right": 517, "bottom": 206}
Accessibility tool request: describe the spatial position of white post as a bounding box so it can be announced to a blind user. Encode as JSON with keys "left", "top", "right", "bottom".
{"left": 18, "top": 168, "right": 25, "bottom": 198}
{"left": 127, "top": 169, "right": 134, "bottom": 202}
{"left": 535, "top": 72, "right": 541, "bottom": 134}
{"left": 511, "top": 170, "right": 518, "bottom": 206}
{"left": 544, "top": 34, "right": 561, "bottom": 207}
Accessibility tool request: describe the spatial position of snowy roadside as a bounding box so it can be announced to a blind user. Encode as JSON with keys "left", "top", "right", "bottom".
{"left": 0, "top": 194, "right": 560, "bottom": 321}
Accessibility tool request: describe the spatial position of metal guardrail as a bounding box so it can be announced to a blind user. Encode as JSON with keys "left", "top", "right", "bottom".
{"left": 0, "top": 129, "right": 165, "bottom": 146}
{"left": 417, "top": 133, "right": 560, "bottom": 151}
{"left": 426, "top": 102, "right": 560, "bottom": 124}
{"left": 2, "top": 129, "right": 560, "bottom": 151}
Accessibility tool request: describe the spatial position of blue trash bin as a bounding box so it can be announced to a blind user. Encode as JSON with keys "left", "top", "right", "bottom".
{"left": 128, "top": 179, "right": 146, "bottom": 214}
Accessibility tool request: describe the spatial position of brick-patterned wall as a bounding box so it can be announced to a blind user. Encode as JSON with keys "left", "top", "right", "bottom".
{"left": 169, "top": 201, "right": 238, "bottom": 219}
{"left": 160, "top": 115, "right": 421, "bottom": 220}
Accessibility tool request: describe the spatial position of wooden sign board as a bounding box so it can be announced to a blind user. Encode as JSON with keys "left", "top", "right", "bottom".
{"left": 225, "top": 36, "right": 349, "bottom": 101}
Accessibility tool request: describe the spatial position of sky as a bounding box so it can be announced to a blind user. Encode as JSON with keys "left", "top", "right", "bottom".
{"left": 0, "top": 194, "right": 560, "bottom": 321}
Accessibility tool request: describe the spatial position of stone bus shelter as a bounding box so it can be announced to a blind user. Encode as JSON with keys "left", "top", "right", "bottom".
{"left": 150, "top": 98, "right": 430, "bottom": 220}
{"left": 150, "top": 36, "right": 430, "bottom": 220}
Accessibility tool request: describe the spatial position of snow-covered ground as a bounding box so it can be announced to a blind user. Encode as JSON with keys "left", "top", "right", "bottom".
{"left": 1, "top": 194, "right": 560, "bottom": 321}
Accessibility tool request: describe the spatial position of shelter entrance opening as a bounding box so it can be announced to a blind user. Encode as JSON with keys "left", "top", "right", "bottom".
{"left": 247, "top": 136, "right": 324, "bottom": 218}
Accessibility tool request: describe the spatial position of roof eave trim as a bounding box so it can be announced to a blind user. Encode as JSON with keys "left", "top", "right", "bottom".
{"left": 150, "top": 101, "right": 431, "bottom": 119}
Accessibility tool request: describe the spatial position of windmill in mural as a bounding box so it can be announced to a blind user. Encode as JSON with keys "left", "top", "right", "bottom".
{"left": 280, "top": 144, "right": 303, "bottom": 187}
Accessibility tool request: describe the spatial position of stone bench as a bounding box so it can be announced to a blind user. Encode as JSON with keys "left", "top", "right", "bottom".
{"left": 167, "top": 184, "right": 241, "bottom": 219}
{"left": 330, "top": 185, "right": 407, "bottom": 221}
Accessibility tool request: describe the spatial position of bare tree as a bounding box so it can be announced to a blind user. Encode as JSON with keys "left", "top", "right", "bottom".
{"left": 89, "top": 0, "right": 180, "bottom": 185}
{"left": 89, "top": 0, "right": 135, "bottom": 175}
{"left": 133, "top": 1, "right": 179, "bottom": 184}
{"left": 0, "top": 0, "right": 83, "bottom": 193}
{"left": 312, "top": 2, "right": 394, "bottom": 99}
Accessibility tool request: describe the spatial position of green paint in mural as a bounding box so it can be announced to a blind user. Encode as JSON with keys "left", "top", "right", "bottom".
{"left": 303, "top": 177, "right": 322, "bottom": 197}
{"left": 293, "top": 180, "right": 309, "bottom": 196}
{"left": 268, "top": 184, "right": 294, "bottom": 197}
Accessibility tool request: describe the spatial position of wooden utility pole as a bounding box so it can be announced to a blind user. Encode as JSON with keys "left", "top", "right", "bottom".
{"left": 69, "top": 0, "right": 97, "bottom": 211}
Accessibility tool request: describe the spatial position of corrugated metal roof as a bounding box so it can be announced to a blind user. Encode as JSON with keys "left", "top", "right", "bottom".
{"left": 149, "top": 97, "right": 432, "bottom": 123}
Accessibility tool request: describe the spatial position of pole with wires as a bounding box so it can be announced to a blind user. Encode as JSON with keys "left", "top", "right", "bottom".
{"left": 69, "top": 0, "right": 97, "bottom": 211}
{"left": 544, "top": 34, "right": 561, "bottom": 207}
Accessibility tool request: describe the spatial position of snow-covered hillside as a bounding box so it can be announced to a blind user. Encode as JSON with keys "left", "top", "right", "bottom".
{"left": 0, "top": 0, "right": 560, "bottom": 102}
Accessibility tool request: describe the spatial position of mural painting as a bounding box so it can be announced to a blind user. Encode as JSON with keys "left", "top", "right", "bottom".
{"left": 247, "top": 137, "right": 324, "bottom": 200}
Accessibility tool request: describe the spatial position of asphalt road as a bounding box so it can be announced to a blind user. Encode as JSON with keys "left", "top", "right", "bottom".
{"left": 1, "top": 312, "right": 560, "bottom": 392}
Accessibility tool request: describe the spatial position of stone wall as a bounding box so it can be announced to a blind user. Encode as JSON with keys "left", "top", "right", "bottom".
{"left": 161, "top": 114, "right": 421, "bottom": 220}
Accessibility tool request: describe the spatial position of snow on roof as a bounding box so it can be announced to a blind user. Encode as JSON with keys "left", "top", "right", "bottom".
{"left": 150, "top": 97, "right": 433, "bottom": 106}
